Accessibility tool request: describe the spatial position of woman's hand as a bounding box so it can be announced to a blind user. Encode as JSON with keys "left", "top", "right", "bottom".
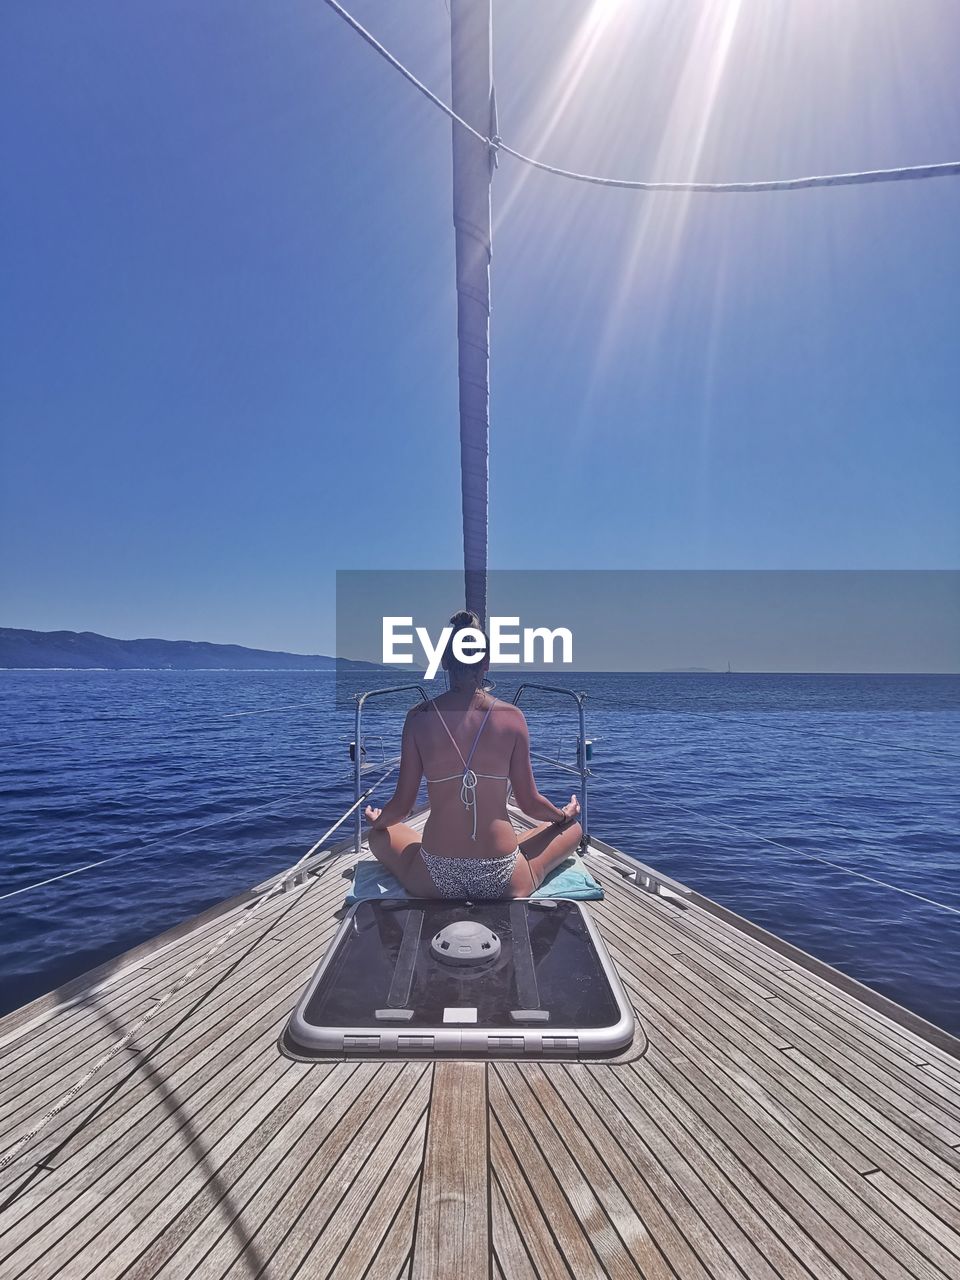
{"left": 559, "top": 794, "right": 581, "bottom": 823}
{"left": 364, "top": 805, "right": 383, "bottom": 828}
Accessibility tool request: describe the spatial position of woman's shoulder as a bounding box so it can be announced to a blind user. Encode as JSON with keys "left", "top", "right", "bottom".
{"left": 405, "top": 700, "right": 437, "bottom": 742}
{"left": 490, "top": 698, "right": 526, "bottom": 732}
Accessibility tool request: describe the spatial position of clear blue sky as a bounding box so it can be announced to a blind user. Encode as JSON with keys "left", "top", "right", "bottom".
{"left": 2, "top": 0, "right": 958, "bottom": 654}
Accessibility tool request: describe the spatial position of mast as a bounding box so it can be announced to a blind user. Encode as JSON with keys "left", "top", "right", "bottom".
{"left": 450, "top": 0, "right": 495, "bottom": 625}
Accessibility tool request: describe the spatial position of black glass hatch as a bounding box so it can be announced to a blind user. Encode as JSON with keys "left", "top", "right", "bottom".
{"left": 284, "top": 899, "right": 635, "bottom": 1058}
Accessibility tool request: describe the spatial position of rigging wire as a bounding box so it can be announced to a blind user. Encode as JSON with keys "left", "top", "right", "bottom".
{"left": 740, "top": 720, "right": 960, "bottom": 763}
{"left": 535, "top": 737, "right": 957, "bottom": 875}
{"left": 505, "top": 701, "right": 960, "bottom": 764}
{"left": 0, "top": 700, "right": 326, "bottom": 751}
{"left": 0, "top": 782, "right": 338, "bottom": 903}
{"left": 641, "top": 716, "right": 960, "bottom": 764}
{"left": 496, "top": 149, "right": 960, "bottom": 194}
{"left": 532, "top": 742, "right": 948, "bottom": 860}
{"left": 320, "top": 0, "right": 960, "bottom": 193}
{"left": 218, "top": 702, "right": 321, "bottom": 718}
{"left": 634, "top": 787, "right": 960, "bottom": 917}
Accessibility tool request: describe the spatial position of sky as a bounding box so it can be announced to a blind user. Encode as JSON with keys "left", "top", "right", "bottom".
{"left": 2, "top": 0, "right": 958, "bottom": 659}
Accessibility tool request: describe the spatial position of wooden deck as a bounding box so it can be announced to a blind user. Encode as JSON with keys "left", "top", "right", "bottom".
{"left": 1, "top": 812, "right": 959, "bottom": 1279}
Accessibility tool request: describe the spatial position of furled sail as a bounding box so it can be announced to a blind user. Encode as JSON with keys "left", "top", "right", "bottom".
{"left": 450, "top": 0, "right": 495, "bottom": 625}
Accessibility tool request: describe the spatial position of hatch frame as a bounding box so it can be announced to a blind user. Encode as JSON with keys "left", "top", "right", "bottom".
{"left": 284, "top": 898, "right": 635, "bottom": 1059}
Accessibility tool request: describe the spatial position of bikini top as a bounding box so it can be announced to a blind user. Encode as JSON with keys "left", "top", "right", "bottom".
{"left": 424, "top": 696, "right": 509, "bottom": 841}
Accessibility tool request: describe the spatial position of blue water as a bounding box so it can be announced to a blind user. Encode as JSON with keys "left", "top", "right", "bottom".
{"left": 1, "top": 671, "right": 957, "bottom": 1035}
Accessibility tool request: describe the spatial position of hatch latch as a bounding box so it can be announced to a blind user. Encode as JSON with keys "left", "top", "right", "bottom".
{"left": 542, "top": 1036, "right": 579, "bottom": 1054}
{"left": 342, "top": 1034, "right": 381, "bottom": 1052}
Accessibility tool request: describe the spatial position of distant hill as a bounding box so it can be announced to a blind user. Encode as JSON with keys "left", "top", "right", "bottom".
{"left": 0, "top": 628, "right": 381, "bottom": 671}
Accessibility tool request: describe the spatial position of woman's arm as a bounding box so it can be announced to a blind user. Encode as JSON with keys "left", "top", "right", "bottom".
{"left": 508, "top": 712, "right": 578, "bottom": 824}
{"left": 365, "top": 708, "right": 424, "bottom": 830}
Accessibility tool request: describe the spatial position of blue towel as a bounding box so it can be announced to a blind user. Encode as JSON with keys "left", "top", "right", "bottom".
{"left": 346, "top": 854, "right": 604, "bottom": 904}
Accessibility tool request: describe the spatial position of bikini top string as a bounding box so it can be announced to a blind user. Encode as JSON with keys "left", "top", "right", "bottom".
{"left": 429, "top": 696, "right": 498, "bottom": 840}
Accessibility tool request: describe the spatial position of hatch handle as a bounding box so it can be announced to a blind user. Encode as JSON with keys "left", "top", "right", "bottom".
{"left": 386, "top": 908, "right": 424, "bottom": 1010}
{"left": 509, "top": 902, "right": 549, "bottom": 1024}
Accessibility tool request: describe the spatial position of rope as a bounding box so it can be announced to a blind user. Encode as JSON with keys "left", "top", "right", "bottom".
{"left": 497, "top": 147, "right": 960, "bottom": 193}
{"left": 0, "top": 782, "right": 335, "bottom": 903}
{"left": 321, "top": 0, "right": 490, "bottom": 144}
{"left": 320, "top": 0, "right": 960, "bottom": 193}
{"left": 220, "top": 702, "right": 322, "bottom": 719}
{"left": 636, "top": 788, "right": 960, "bottom": 917}
{"left": 0, "top": 700, "right": 324, "bottom": 752}
{"left": 755, "top": 721, "right": 960, "bottom": 763}
{"left": 0, "top": 763, "right": 396, "bottom": 1174}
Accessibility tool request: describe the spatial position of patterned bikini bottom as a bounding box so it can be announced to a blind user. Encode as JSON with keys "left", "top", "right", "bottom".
{"left": 420, "top": 847, "right": 520, "bottom": 899}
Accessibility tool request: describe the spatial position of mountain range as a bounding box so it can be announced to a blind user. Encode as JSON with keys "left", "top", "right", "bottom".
{"left": 0, "top": 628, "right": 379, "bottom": 671}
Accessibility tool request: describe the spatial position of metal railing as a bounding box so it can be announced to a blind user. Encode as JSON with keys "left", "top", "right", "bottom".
{"left": 511, "top": 684, "right": 591, "bottom": 847}
{"left": 352, "top": 684, "right": 428, "bottom": 852}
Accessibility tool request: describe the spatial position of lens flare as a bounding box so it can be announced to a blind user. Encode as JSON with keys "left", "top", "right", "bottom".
{"left": 493, "top": 0, "right": 629, "bottom": 233}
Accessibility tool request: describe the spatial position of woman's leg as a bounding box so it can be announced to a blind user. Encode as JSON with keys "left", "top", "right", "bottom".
{"left": 509, "top": 821, "right": 583, "bottom": 897}
{"left": 367, "top": 823, "right": 440, "bottom": 898}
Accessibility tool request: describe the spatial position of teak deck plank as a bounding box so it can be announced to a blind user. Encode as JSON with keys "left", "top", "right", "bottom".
{"left": 490, "top": 1112, "right": 590, "bottom": 1280}
{"left": 490, "top": 1064, "right": 678, "bottom": 1280}
{"left": 253, "top": 1067, "right": 430, "bottom": 1280}
{"left": 593, "top": 879, "right": 960, "bottom": 1218}
{"left": 577, "top": 1056, "right": 846, "bottom": 1280}
{"left": 596, "top": 867, "right": 960, "bottom": 1149}
{"left": 363, "top": 1174, "right": 420, "bottom": 1280}
{"left": 666, "top": 886, "right": 960, "bottom": 1074}
{"left": 654, "top": 893, "right": 960, "bottom": 1127}
{"left": 0, "top": 864, "right": 349, "bottom": 1126}
{"left": 558, "top": 1059, "right": 803, "bottom": 1280}
{"left": 490, "top": 1174, "right": 545, "bottom": 1280}
{"left": 0, "top": 885, "right": 344, "bottom": 1196}
{"left": 594, "top": 928, "right": 958, "bottom": 1278}
{"left": 1, "top": 829, "right": 959, "bottom": 1280}
{"left": 412, "top": 1062, "right": 488, "bottom": 1280}
{"left": 147, "top": 1064, "right": 381, "bottom": 1280}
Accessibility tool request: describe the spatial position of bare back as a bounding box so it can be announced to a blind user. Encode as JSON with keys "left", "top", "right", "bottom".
{"left": 411, "top": 693, "right": 521, "bottom": 858}
{"left": 366, "top": 687, "right": 582, "bottom": 898}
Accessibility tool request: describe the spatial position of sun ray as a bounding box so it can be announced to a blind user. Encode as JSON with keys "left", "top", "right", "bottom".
{"left": 591, "top": 0, "right": 746, "bottom": 381}
{"left": 493, "top": 0, "right": 628, "bottom": 234}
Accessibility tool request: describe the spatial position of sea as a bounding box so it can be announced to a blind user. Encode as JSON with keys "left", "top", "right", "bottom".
{"left": 1, "top": 670, "right": 958, "bottom": 1035}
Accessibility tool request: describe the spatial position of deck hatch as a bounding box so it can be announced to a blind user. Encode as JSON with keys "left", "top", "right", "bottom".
{"left": 284, "top": 899, "right": 634, "bottom": 1058}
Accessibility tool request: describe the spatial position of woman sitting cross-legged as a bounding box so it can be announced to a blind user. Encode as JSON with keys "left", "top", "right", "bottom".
{"left": 365, "top": 609, "right": 582, "bottom": 899}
